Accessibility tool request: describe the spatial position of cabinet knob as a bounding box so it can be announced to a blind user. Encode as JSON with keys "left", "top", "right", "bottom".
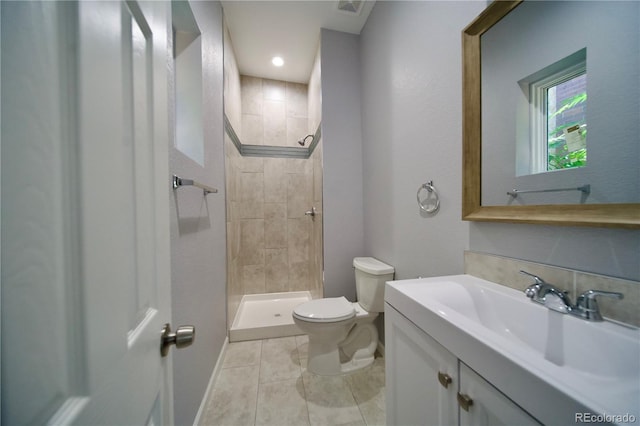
{"left": 437, "top": 371, "right": 453, "bottom": 388}
{"left": 457, "top": 392, "right": 474, "bottom": 412}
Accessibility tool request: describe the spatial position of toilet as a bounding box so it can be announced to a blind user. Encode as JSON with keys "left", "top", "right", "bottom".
{"left": 292, "top": 257, "right": 394, "bottom": 376}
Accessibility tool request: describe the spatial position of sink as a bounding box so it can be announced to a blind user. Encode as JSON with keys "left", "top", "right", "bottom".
{"left": 385, "top": 275, "right": 640, "bottom": 425}
{"left": 415, "top": 276, "right": 638, "bottom": 379}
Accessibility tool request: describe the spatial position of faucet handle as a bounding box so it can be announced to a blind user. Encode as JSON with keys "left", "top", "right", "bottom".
{"left": 574, "top": 290, "right": 624, "bottom": 321}
{"left": 520, "top": 270, "right": 546, "bottom": 299}
{"left": 519, "top": 270, "right": 546, "bottom": 285}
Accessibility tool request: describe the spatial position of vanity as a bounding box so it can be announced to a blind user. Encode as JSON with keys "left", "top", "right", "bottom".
{"left": 384, "top": 275, "right": 639, "bottom": 426}
{"left": 385, "top": 0, "right": 640, "bottom": 422}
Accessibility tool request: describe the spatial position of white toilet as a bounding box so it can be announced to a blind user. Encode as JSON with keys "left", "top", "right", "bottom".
{"left": 292, "top": 257, "right": 394, "bottom": 376}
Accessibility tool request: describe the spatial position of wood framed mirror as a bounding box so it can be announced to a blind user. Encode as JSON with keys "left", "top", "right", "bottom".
{"left": 462, "top": 0, "right": 640, "bottom": 229}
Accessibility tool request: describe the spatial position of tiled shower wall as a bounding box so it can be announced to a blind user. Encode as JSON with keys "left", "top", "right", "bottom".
{"left": 223, "top": 24, "right": 323, "bottom": 326}
{"left": 223, "top": 22, "right": 243, "bottom": 327}
{"left": 226, "top": 152, "right": 318, "bottom": 296}
{"left": 226, "top": 77, "right": 321, "bottom": 312}
{"left": 308, "top": 45, "right": 323, "bottom": 309}
{"left": 240, "top": 76, "right": 308, "bottom": 147}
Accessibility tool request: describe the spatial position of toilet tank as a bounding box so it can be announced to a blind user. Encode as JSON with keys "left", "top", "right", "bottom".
{"left": 353, "top": 257, "right": 395, "bottom": 313}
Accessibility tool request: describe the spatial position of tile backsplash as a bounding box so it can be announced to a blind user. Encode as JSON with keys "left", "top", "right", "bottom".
{"left": 465, "top": 251, "right": 640, "bottom": 327}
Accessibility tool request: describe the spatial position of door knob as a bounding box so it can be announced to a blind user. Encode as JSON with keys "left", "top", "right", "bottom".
{"left": 161, "top": 323, "right": 195, "bottom": 357}
{"left": 304, "top": 207, "right": 316, "bottom": 217}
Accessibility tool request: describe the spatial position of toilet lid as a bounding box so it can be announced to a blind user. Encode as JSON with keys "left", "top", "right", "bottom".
{"left": 293, "top": 297, "right": 356, "bottom": 323}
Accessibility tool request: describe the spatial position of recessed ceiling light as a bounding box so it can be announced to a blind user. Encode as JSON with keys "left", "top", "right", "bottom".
{"left": 271, "top": 56, "right": 284, "bottom": 67}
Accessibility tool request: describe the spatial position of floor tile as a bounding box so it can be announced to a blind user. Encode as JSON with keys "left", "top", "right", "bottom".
{"left": 302, "top": 371, "right": 365, "bottom": 426}
{"left": 201, "top": 365, "right": 260, "bottom": 426}
{"left": 202, "top": 337, "right": 386, "bottom": 426}
{"left": 223, "top": 340, "right": 263, "bottom": 368}
{"left": 259, "top": 336, "right": 302, "bottom": 383}
{"left": 255, "top": 378, "right": 310, "bottom": 426}
{"left": 295, "top": 334, "right": 309, "bottom": 360}
{"left": 332, "top": 421, "right": 366, "bottom": 426}
{"left": 346, "top": 358, "right": 386, "bottom": 426}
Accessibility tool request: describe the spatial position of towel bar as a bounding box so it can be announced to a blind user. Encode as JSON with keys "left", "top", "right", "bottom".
{"left": 172, "top": 175, "right": 218, "bottom": 195}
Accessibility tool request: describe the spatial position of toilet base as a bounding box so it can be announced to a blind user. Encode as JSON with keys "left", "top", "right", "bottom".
{"left": 307, "top": 339, "right": 344, "bottom": 376}
{"left": 340, "top": 353, "right": 375, "bottom": 374}
{"left": 306, "top": 322, "right": 379, "bottom": 376}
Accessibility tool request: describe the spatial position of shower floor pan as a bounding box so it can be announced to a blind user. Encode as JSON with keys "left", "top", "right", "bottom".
{"left": 229, "top": 291, "right": 311, "bottom": 342}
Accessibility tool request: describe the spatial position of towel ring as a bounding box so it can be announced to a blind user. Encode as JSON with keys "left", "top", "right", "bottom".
{"left": 417, "top": 181, "right": 440, "bottom": 214}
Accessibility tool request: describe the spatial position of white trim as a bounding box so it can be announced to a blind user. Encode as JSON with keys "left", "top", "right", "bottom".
{"left": 192, "top": 337, "right": 229, "bottom": 426}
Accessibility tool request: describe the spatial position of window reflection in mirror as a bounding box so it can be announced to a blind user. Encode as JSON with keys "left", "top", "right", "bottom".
{"left": 546, "top": 74, "right": 587, "bottom": 171}
{"left": 519, "top": 49, "right": 587, "bottom": 175}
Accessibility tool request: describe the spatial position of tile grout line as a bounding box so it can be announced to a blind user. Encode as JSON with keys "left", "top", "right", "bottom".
{"left": 295, "top": 336, "right": 313, "bottom": 426}
{"left": 253, "top": 340, "right": 264, "bottom": 426}
{"left": 346, "top": 373, "right": 368, "bottom": 426}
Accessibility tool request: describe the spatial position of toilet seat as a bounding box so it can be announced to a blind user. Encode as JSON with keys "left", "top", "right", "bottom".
{"left": 293, "top": 297, "right": 356, "bottom": 323}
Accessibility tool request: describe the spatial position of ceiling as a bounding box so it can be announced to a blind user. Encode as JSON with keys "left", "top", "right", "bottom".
{"left": 221, "top": 1, "right": 376, "bottom": 84}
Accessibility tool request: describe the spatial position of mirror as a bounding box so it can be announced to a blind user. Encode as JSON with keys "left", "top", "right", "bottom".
{"left": 462, "top": 0, "right": 640, "bottom": 228}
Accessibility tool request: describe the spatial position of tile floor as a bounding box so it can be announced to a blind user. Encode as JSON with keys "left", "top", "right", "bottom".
{"left": 199, "top": 335, "right": 386, "bottom": 426}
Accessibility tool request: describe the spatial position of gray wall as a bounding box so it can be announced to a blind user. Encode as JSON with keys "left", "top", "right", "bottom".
{"left": 360, "top": 1, "right": 482, "bottom": 280}
{"left": 321, "top": 29, "right": 365, "bottom": 300}
{"left": 470, "top": 223, "right": 640, "bottom": 281}
{"left": 169, "top": 2, "right": 227, "bottom": 425}
{"left": 359, "top": 1, "right": 640, "bottom": 286}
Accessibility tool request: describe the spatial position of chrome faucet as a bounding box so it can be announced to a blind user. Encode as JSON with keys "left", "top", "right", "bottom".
{"left": 520, "top": 270, "right": 573, "bottom": 314}
{"left": 520, "top": 270, "right": 623, "bottom": 321}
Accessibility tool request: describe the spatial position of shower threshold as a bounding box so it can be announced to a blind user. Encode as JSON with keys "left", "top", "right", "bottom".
{"left": 229, "top": 291, "right": 312, "bottom": 342}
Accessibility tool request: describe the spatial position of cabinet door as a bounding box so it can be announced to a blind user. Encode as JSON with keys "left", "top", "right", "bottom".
{"left": 386, "top": 304, "right": 458, "bottom": 426}
{"left": 458, "top": 363, "right": 541, "bottom": 426}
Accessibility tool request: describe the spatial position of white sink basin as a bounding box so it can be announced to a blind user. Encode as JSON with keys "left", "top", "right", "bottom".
{"left": 386, "top": 275, "right": 640, "bottom": 425}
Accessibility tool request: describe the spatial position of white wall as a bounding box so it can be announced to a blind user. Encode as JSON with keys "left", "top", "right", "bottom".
{"left": 321, "top": 29, "right": 364, "bottom": 300}
{"left": 169, "top": 2, "right": 227, "bottom": 425}
{"left": 360, "top": 1, "right": 482, "bottom": 280}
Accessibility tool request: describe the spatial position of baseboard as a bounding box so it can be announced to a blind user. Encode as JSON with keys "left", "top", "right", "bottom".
{"left": 377, "top": 340, "right": 385, "bottom": 358}
{"left": 192, "top": 336, "right": 228, "bottom": 426}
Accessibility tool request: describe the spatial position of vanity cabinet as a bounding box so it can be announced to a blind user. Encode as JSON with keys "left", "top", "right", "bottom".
{"left": 386, "top": 302, "right": 458, "bottom": 425}
{"left": 386, "top": 304, "right": 540, "bottom": 426}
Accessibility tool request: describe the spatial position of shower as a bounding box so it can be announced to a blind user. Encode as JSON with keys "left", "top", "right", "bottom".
{"left": 223, "top": 71, "right": 324, "bottom": 342}
{"left": 298, "top": 134, "right": 314, "bottom": 146}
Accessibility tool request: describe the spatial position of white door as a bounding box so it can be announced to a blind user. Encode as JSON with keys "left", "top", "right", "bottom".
{"left": 1, "top": 1, "right": 176, "bottom": 424}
